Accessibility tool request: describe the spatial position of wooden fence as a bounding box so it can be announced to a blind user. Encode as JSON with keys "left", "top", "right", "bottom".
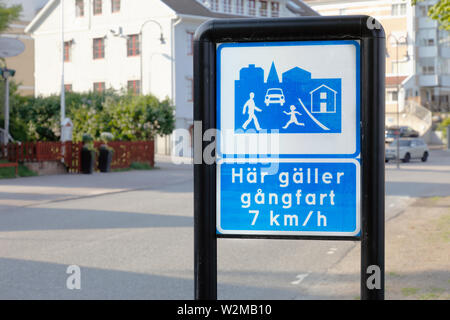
{"left": 0, "top": 141, "right": 154, "bottom": 173}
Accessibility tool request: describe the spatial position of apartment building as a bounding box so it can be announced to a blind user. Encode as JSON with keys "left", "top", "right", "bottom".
{"left": 25, "top": 0, "right": 316, "bottom": 154}
{"left": 304, "top": 0, "right": 450, "bottom": 116}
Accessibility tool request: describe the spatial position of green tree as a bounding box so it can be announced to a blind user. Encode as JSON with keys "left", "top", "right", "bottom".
{"left": 0, "top": 79, "right": 32, "bottom": 141}
{"left": 0, "top": 1, "right": 21, "bottom": 34}
{"left": 412, "top": 0, "right": 449, "bottom": 30}
{"left": 0, "top": 1, "right": 23, "bottom": 141}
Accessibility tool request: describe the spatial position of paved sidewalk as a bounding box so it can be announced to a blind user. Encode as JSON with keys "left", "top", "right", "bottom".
{"left": 0, "top": 156, "right": 192, "bottom": 212}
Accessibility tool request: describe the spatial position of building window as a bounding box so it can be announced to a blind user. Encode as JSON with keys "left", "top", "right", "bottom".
{"left": 75, "top": 0, "right": 84, "bottom": 17}
{"left": 64, "top": 41, "right": 72, "bottom": 62}
{"left": 64, "top": 84, "right": 72, "bottom": 92}
{"left": 211, "top": 0, "right": 219, "bottom": 11}
{"left": 259, "top": 0, "right": 268, "bottom": 16}
{"left": 111, "top": 0, "right": 120, "bottom": 13}
{"left": 417, "top": 29, "right": 436, "bottom": 47}
{"left": 127, "top": 34, "right": 140, "bottom": 56}
{"left": 422, "top": 65, "right": 435, "bottom": 75}
{"left": 187, "top": 31, "right": 194, "bottom": 56}
{"left": 187, "top": 78, "right": 193, "bottom": 102}
{"left": 419, "top": 4, "right": 432, "bottom": 17}
{"left": 223, "top": 0, "right": 232, "bottom": 13}
{"left": 93, "top": 82, "right": 105, "bottom": 93}
{"left": 93, "top": 38, "right": 105, "bottom": 59}
{"left": 93, "top": 0, "right": 102, "bottom": 15}
{"left": 128, "top": 80, "right": 141, "bottom": 95}
{"left": 391, "top": 3, "right": 407, "bottom": 16}
{"left": 236, "top": 0, "right": 244, "bottom": 14}
{"left": 420, "top": 58, "right": 436, "bottom": 75}
{"left": 271, "top": 2, "right": 280, "bottom": 17}
{"left": 387, "top": 90, "right": 398, "bottom": 102}
{"left": 249, "top": 0, "right": 256, "bottom": 16}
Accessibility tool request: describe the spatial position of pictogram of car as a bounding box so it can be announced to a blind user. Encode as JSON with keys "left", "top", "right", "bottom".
{"left": 265, "top": 88, "right": 285, "bottom": 106}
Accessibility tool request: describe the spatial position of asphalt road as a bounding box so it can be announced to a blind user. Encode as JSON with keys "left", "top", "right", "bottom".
{"left": 0, "top": 150, "right": 449, "bottom": 299}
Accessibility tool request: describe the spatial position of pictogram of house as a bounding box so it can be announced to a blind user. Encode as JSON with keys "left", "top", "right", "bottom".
{"left": 310, "top": 84, "right": 338, "bottom": 113}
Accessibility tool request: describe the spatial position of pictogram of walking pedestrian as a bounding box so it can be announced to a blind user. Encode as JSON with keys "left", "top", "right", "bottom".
{"left": 283, "top": 105, "right": 305, "bottom": 129}
{"left": 242, "top": 92, "right": 262, "bottom": 131}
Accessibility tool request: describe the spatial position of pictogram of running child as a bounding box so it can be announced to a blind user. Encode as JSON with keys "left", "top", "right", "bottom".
{"left": 283, "top": 105, "right": 305, "bottom": 129}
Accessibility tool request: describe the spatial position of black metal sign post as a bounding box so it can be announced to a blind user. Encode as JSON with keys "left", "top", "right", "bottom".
{"left": 194, "top": 16, "right": 385, "bottom": 300}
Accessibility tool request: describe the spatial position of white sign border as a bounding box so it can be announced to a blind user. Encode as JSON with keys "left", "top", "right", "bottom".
{"left": 216, "top": 158, "right": 361, "bottom": 237}
{"left": 217, "top": 40, "right": 361, "bottom": 158}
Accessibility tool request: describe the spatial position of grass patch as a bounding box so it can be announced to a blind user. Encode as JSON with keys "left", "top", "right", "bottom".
{"left": 130, "top": 162, "right": 154, "bottom": 170}
{"left": 419, "top": 292, "right": 443, "bottom": 300}
{"left": 435, "top": 214, "right": 450, "bottom": 243}
{"left": 0, "top": 163, "right": 38, "bottom": 179}
{"left": 388, "top": 271, "right": 401, "bottom": 278}
{"left": 401, "top": 287, "right": 419, "bottom": 297}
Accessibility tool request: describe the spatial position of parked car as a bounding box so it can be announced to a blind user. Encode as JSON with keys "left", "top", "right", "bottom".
{"left": 385, "top": 126, "right": 419, "bottom": 143}
{"left": 264, "top": 88, "right": 285, "bottom": 106}
{"left": 385, "top": 138, "right": 429, "bottom": 163}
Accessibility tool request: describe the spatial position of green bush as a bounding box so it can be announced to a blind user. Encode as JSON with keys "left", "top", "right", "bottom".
{"left": 0, "top": 161, "right": 38, "bottom": 179}
{"left": 100, "top": 94, "right": 175, "bottom": 141}
{"left": 3, "top": 88, "right": 175, "bottom": 142}
{"left": 438, "top": 118, "right": 450, "bottom": 141}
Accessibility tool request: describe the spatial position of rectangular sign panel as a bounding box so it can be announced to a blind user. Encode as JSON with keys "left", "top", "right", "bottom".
{"left": 216, "top": 40, "right": 361, "bottom": 238}
{"left": 217, "top": 41, "right": 360, "bottom": 158}
{"left": 217, "top": 159, "right": 360, "bottom": 237}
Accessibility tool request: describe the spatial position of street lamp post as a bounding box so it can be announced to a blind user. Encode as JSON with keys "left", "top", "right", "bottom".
{"left": 139, "top": 20, "right": 166, "bottom": 95}
{"left": 386, "top": 33, "right": 410, "bottom": 169}
{"left": 60, "top": 0, "right": 66, "bottom": 140}
{"left": 1, "top": 68, "right": 15, "bottom": 146}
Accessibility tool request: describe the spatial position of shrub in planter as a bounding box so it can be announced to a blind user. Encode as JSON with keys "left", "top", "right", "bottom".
{"left": 81, "top": 133, "right": 96, "bottom": 174}
{"left": 98, "top": 132, "right": 114, "bottom": 173}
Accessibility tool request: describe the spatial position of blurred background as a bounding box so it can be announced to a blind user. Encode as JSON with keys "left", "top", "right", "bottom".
{"left": 0, "top": 0, "right": 448, "bottom": 300}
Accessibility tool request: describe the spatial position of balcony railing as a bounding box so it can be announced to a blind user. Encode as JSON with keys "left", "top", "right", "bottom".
{"left": 419, "top": 74, "right": 439, "bottom": 87}
{"left": 418, "top": 46, "right": 438, "bottom": 58}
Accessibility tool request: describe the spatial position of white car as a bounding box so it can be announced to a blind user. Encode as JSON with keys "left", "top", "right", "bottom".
{"left": 264, "top": 88, "right": 285, "bottom": 106}
{"left": 385, "top": 138, "right": 429, "bottom": 163}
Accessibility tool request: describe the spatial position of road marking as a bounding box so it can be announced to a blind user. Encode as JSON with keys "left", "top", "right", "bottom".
{"left": 327, "top": 247, "right": 338, "bottom": 255}
{"left": 291, "top": 273, "right": 309, "bottom": 285}
{"left": 298, "top": 98, "right": 330, "bottom": 131}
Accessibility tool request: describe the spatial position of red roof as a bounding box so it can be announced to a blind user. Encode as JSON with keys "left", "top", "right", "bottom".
{"left": 386, "top": 76, "right": 407, "bottom": 87}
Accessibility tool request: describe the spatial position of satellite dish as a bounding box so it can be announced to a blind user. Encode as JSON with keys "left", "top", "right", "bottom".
{"left": 0, "top": 37, "right": 25, "bottom": 58}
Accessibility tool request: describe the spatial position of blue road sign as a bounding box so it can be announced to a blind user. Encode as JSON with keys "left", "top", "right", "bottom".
{"left": 217, "top": 159, "right": 360, "bottom": 237}
{"left": 216, "top": 40, "right": 361, "bottom": 237}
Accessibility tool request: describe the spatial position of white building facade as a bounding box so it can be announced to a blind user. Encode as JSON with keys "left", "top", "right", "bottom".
{"left": 25, "top": 0, "right": 316, "bottom": 154}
